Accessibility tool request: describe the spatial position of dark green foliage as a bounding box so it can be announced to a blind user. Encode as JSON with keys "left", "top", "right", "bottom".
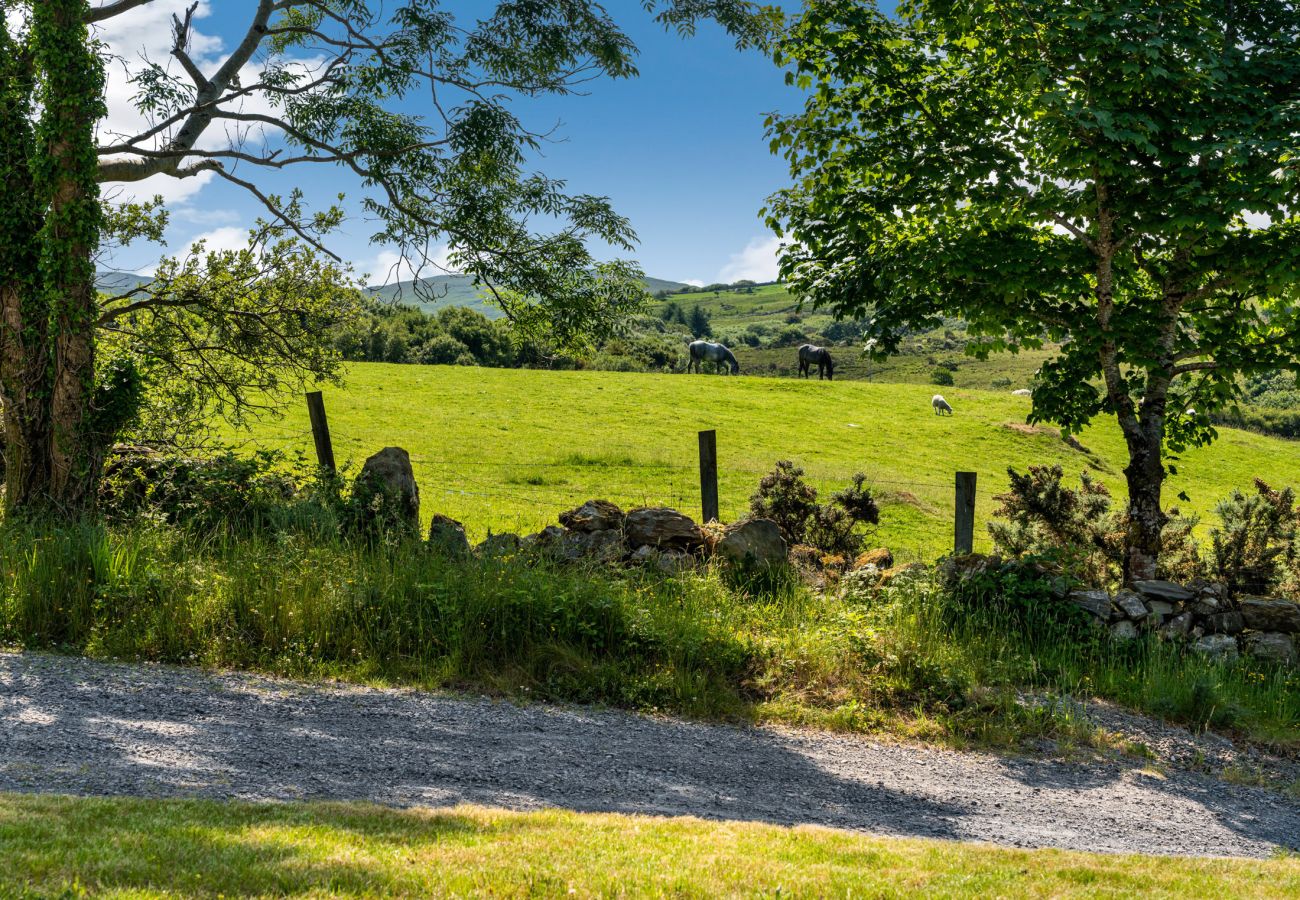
{"left": 765, "top": 0, "right": 1300, "bottom": 576}
{"left": 946, "top": 559, "right": 1094, "bottom": 648}
{"left": 750, "top": 462, "right": 878, "bottom": 557}
{"left": 929, "top": 368, "right": 954, "bottom": 387}
{"left": 687, "top": 304, "right": 713, "bottom": 339}
{"left": 1210, "top": 479, "right": 1298, "bottom": 596}
{"left": 750, "top": 461, "right": 819, "bottom": 544}
{"left": 99, "top": 448, "right": 301, "bottom": 535}
{"left": 989, "top": 466, "right": 1201, "bottom": 586}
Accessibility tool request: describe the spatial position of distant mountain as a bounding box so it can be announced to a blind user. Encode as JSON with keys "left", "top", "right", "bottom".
{"left": 96, "top": 270, "right": 152, "bottom": 295}
{"left": 366, "top": 273, "right": 694, "bottom": 319}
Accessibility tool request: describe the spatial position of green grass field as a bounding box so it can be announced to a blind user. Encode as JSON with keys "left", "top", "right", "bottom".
{"left": 239, "top": 364, "right": 1300, "bottom": 558}
{"left": 3, "top": 794, "right": 1296, "bottom": 898}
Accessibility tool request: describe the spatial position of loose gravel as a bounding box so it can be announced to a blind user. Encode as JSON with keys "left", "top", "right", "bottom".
{"left": 1, "top": 652, "right": 1296, "bottom": 858}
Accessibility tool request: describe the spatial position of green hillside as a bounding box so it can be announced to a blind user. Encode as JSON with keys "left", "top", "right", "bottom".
{"left": 238, "top": 364, "right": 1298, "bottom": 559}
{"left": 367, "top": 274, "right": 693, "bottom": 318}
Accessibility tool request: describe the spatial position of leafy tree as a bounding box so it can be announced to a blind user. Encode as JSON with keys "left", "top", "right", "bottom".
{"left": 687, "top": 304, "right": 713, "bottom": 338}
{"left": 0, "top": 0, "right": 775, "bottom": 513}
{"left": 766, "top": 0, "right": 1300, "bottom": 579}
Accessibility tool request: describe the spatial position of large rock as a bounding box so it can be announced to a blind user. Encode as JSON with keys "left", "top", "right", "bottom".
{"left": 1113, "top": 590, "right": 1149, "bottom": 621}
{"left": 351, "top": 447, "right": 419, "bottom": 534}
{"left": 1238, "top": 597, "right": 1300, "bottom": 634}
{"left": 559, "top": 528, "right": 626, "bottom": 564}
{"left": 1192, "top": 633, "right": 1239, "bottom": 661}
{"left": 716, "top": 519, "right": 788, "bottom": 570}
{"left": 1068, "top": 589, "right": 1115, "bottom": 621}
{"left": 624, "top": 507, "right": 705, "bottom": 550}
{"left": 1131, "top": 580, "right": 1195, "bottom": 603}
{"left": 1242, "top": 632, "right": 1297, "bottom": 666}
{"left": 1204, "top": 611, "right": 1245, "bottom": 635}
{"left": 559, "top": 499, "right": 625, "bottom": 533}
{"left": 427, "top": 514, "right": 470, "bottom": 556}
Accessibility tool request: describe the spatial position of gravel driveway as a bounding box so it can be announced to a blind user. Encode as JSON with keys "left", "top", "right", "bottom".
{"left": 1, "top": 651, "right": 1296, "bottom": 858}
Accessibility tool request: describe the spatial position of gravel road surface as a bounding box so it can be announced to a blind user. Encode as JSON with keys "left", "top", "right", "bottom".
{"left": 1, "top": 652, "right": 1296, "bottom": 858}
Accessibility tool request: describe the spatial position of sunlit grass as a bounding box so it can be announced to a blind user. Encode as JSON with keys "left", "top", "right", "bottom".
{"left": 1, "top": 794, "right": 1295, "bottom": 898}
{"left": 229, "top": 363, "right": 1300, "bottom": 558}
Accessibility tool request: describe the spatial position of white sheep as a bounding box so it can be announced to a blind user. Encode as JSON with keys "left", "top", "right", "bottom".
{"left": 1011, "top": 389, "right": 1032, "bottom": 397}
{"left": 932, "top": 394, "right": 954, "bottom": 416}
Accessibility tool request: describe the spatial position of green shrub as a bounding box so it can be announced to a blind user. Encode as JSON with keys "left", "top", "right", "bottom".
{"left": 750, "top": 462, "right": 878, "bottom": 558}
{"left": 1210, "top": 479, "right": 1297, "bottom": 595}
{"left": 929, "top": 368, "right": 954, "bottom": 386}
{"left": 988, "top": 465, "right": 1201, "bottom": 586}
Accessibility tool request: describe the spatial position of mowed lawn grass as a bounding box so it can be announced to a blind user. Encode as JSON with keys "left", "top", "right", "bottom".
{"left": 3, "top": 795, "right": 1297, "bottom": 899}
{"left": 236, "top": 363, "right": 1300, "bottom": 557}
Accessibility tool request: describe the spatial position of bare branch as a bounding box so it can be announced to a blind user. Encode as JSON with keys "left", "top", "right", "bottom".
{"left": 87, "top": 0, "right": 156, "bottom": 24}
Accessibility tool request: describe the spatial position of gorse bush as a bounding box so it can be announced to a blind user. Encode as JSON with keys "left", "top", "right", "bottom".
{"left": 1210, "top": 479, "right": 1298, "bottom": 596}
{"left": 988, "top": 465, "right": 1200, "bottom": 586}
{"left": 750, "top": 462, "right": 879, "bottom": 558}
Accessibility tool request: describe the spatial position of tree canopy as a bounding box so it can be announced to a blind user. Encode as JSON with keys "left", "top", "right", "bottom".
{"left": 765, "top": 0, "right": 1300, "bottom": 578}
{"left": 0, "top": 0, "right": 776, "bottom": 510}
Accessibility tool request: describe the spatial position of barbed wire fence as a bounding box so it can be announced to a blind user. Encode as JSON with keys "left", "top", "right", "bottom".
{"left": 250, "top": 391, "right": 1002, "bottom": 556}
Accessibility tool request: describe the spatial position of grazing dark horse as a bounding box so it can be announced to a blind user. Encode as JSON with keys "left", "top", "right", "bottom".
{"left": 797, "top": 343, "right": 834, "bottom": 380}
{"left": 688, "top": 340, "right": 740, "bottom": 374}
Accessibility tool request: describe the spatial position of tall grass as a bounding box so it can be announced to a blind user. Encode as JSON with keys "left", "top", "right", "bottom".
{"left": 0, "top": 516, "right": 1295, "bottom": 751}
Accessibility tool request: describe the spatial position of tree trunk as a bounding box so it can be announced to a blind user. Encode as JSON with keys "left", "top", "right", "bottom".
{"left": 1121, "top": 427, "right": 1167, "bottom": 582}
{"left": 0, "top": 0, "right": 107, "bottom": 515}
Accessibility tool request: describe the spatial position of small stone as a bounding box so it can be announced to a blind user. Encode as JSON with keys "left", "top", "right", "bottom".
{"left": 476, "top": 532, "right": 522, "bottom": 556}
{"left": 427, "top": 514, "right": 470, "bottom": 556}
{"left": 1241, "top": 632, "right": 1297, "bottom": 666}
{"left": 1204, "top": 611, "right": 1245, "bottom": 635}
{"left": 1114, "top": 590, "right": 1149, "bottom": 621}
{"left": 1147, "top": 600, "right": 1174, "bottom": 618}
{"left": 1131, "top": 580, "right": 1195, "bottom": 603}
{"left": 1238, "top": 597, "right": 1300, "bottom": 634}
{"left": 1160, "top": 611, "right": 1195, "bottom": 640}
{"left": 1192, "top": 633, "right": 1239, "bottom": 661}
{"left": 1109, "top": 620, "right": 1139, "bottom": 642}
{"left": 1068, "top": 589, "right": 1114, "bottom": 621}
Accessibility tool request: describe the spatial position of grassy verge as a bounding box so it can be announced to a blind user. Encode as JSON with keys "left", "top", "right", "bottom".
{"left": 1, "top": 518, "right": 1295, "bottom": 754}
{"left": 1, "top": 794, "right": 1296, "bottom": 898}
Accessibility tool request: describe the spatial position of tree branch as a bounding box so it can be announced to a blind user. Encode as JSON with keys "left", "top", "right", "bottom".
{"left": 87, "top": 0, "right": 156, "bottom": 24}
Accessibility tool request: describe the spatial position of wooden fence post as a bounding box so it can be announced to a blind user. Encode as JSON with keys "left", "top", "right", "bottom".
{"left": 954, "top": 471, "right": 977, "bottom": 555}
{"left": 698, "top": 429, "right": 719, "bottom": 523}
{"left": 306, "top": 390, "right": 336, "bottom": 475}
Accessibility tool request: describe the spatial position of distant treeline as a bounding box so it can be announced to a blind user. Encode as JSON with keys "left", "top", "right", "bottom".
{"left": 333, "top": 298, "right": 865, "bottom": 373}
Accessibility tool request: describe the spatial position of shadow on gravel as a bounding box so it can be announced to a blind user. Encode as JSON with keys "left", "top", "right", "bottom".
{"left": 2, "top": 652, "right": 1297, "bottom": 856}
{"left": 0, "top": 653, "right": 965, "bottom": 843}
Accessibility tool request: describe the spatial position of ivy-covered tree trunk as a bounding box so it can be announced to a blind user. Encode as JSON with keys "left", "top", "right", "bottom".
{"left": 0, "top": 0, "right": 105, "bottom": 514}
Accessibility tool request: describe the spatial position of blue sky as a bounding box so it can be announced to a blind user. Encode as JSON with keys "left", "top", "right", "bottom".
{"left": 94, "top": 2, "right": 810, "bottom": 286}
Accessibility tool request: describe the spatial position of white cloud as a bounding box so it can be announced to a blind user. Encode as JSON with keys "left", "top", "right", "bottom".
{"left": 361, "top": 245, "right": 460, "bottom": 286}
{"left": 717, "top": 236, "right": 782, "bottom": 283}
{"left": 1243, "top": 211, "right": 1273, "bottom": 230}
{"left": 94, "top": 3, "right": 326, "bottom": 205}
{"left": 186, "top": 226, "right": 251, "bottom": 256}
{"left": 683, "top": 279, "right": 705, "bottom": 288}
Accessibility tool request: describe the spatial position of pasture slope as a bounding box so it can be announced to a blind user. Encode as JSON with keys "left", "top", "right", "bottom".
{"left": 242, "top": 363, "right": 1300, "bottom": 558}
